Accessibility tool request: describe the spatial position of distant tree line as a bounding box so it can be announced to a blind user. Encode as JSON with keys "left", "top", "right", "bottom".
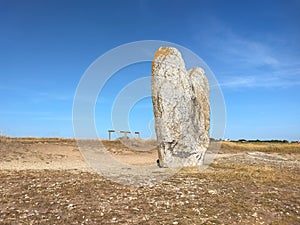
{"left": 210, "top": 138, "right": 296, "bottom": 143}
{"left": 237, "top": 139, "right": 289, "bottom": 143}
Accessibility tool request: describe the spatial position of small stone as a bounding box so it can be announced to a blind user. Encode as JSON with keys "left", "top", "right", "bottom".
{"left": 67, "top": 204, "right": 75, "bottom": 210}
{"left": 208, "top": 190, "right": 217, "bottom": 195}
{"left": 252, "top": 212, "right": 258, "bottom": 217}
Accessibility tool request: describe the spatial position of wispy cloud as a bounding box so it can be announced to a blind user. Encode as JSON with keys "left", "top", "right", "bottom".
{"left": 0, "top": 85, "right": 72, "bottom": 103}
{"left": 218, "top": 67, "right": 300, "bottom": 89}
{"left": 215, "top": 34, "right": 279, "bottom": 67}
{"left": 193, "top": 18, "right": 300, "bottom": 89}
{"left": 32, "top": 116, "right": 72, "bottom": 121}
{"left": 195, "top": 26, "right": 280, "bottom": 68}
{"left": 30, "top": 91, "right": 72, "bottom": 103}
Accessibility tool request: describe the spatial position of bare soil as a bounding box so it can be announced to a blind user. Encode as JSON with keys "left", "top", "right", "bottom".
{"left": 0, "top": 137, "right": 299, "bottom": 224}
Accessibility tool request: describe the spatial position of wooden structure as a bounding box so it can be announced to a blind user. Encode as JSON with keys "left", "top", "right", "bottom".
{"left": 108, "top": 130, "right": 140, "bottom": 140}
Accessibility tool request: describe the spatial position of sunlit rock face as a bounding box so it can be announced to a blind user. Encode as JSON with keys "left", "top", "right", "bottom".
{"left": 152, "top": 47, "right": 210, "bottom": 167}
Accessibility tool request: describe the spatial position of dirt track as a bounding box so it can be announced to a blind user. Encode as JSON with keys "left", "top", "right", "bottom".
{"left": 0, "top": 138, "right": 299, "bottom": 224}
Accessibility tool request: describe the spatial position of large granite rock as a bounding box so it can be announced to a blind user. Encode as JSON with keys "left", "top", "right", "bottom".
{"left": 152, "top": 47, "right": 210, "bottom": 167}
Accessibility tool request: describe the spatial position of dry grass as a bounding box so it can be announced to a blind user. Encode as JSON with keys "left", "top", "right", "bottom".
{"left": 0, "top": 164, "right": 299, "bottom": 224}
{"left": 2, "top": 136, "right": 299, "bottom": 155}
{"left": 208, "top": 163, "right": 298, "bottom": 184}
{"left": 102, "top": 139, "right": 157, "bottom": 153}
{"left": 219, "top": 141, "right": 300, "bottom": 154}
{"left": 0, "top": 136, "right": 75, "bottom": 144}
{"left": 0, "top": 137, "right": 300, "bottom": 224}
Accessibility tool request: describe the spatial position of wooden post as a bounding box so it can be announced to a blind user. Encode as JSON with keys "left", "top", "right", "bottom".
{"left": 107, "top": 130, "right": 140, "bottom": 140}
{"left": 108, "top": 130, "right": 114, "bottom": 141}
{"left": 135, "top": 131, "right": 140, "bottom": 139}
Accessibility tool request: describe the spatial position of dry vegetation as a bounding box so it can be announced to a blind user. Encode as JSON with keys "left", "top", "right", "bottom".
{"left": 0, "top": 137, "right": 299, "bottom": 224}
{"left": 219, "top": 141, "right": 300, "bottom": 154}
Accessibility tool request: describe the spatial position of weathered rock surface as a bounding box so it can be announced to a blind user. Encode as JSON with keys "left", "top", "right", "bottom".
{"left": 152, "top": 47, "right": 210, "bottom": 167}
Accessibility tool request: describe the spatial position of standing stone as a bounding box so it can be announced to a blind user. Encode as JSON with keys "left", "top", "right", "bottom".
{"left": 152, "top": 47, "right": 210, "bottom": 167}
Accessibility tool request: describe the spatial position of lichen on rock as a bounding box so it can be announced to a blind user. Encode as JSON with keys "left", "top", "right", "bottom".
{"left": 152, "top": 47, "right": 210, "bottom": 167}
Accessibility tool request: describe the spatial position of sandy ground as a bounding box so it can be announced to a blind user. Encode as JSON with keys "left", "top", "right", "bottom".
{"left": 0, "top": 138, "right": 299, "bottom": 224}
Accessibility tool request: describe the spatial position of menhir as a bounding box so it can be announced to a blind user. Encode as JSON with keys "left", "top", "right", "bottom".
{"left": 152, "top": 47, "right": 210, "bottom": 167}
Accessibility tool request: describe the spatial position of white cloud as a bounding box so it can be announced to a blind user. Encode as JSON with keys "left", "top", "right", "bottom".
{"left": 193, "top": 19, "right": 300, "bottom": 89}
{"left": 218, "top": 67, "right": 300, "bottom": 89}
{"left": 0, "top": 84, "right": 72, "bottom": 103}
{"left": 200, "top": 29, "right": 279, "bottom": 68}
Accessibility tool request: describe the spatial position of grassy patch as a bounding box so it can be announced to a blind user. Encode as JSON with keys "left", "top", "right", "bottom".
{"left": 219, "top": 141, "right": 300, "bottom": 154}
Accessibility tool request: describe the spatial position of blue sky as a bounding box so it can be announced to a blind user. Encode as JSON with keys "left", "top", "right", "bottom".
{"left": 0, "top": 0, "right": 299, "bottom": 140}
